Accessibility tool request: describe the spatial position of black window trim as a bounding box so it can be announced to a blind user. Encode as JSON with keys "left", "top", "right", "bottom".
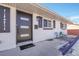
{"left": 43, "top": 19, "right": 53, "bottom": 30}
{"left": 44, "top": 19, "right": 48, "bottom": 27}
{"left": 60, "top": 22, "right": 67, "bottom": 30}
{"left": 37, "top": 16, "right": 42, "bottom": 28}
{"left": 53, "top": 20, "right": 56, "bottom": 28}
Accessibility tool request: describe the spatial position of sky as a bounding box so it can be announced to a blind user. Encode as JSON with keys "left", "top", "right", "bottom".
{"left": 41, "top": 3, "right": 79, "bottom": 24}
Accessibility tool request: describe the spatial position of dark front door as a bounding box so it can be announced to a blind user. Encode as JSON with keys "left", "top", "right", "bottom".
{"left": 16, "top": 11, "right": 32, "bottom": 42}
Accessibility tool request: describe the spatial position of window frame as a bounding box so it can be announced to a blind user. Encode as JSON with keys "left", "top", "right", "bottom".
{"left": 60, "top": 22, "right": 63, "bottom": 29}
{"left": 43, "top": 19, "right": 52, "bottom": 30}
{"left": 44, "top": 19, "right": 48, "bottom": 27}
{"left": 48, "top": 20, "right": 51, "bottom": 27}
{"left": 0, "top": 5, "right": 10, "bottom": 33}
{"left": 53, "top": 20, "right": 56, "bottom": 28}
{"left": 37, "top": 16, "right": 42, "bottom": 28}
{"left": 60, "top": 22, "right": 67, "bottom": 30}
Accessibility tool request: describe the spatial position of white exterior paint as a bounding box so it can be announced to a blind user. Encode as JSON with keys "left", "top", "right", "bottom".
{"left": 0, "top": 5, "right": 16, "bottom": 51}
{"left": 54, "top": 20, "right": 67, "bottom": 36}
{"left": 0, "top": 4, "right": 67, "bottom": 51}
{"left": 33, "top": 13, "right": 67, "bottom": 42}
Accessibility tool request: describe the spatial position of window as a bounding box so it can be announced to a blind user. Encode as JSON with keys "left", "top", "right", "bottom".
{"left": 43, "top": 19, "right": 53, "bottom": 30}
{"left": 63, "top": 24, "right": 67, "bottom": 29}
{"left": 44, "top": 19, "right": 52, "bottom": 27}
{"left": 44, "top": 19, "right": 47, "bottom": 27}
{"left": 37, "top": 16, "right": 42, "bottom": 28}
{"left": 53, "top": 20, "right": 56, "bottom": 28}
{"left": 60, "top": 22, "right": 66, "bottom": 30}
{"left": 65, "top": 24, "right": 67, "bottom": 29}
{"left": 48, "top": 20, "right": 51, "bottom": 27}
{"left": 60, "top": 22, "right": 63, "bottom": 29}
{"left": 0, "top": 6, "right": 10, "bottom": 33}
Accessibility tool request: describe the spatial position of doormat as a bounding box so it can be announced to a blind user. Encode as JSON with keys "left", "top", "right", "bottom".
{"left": 19, "top": 43, "right": 35, "bottom": 50}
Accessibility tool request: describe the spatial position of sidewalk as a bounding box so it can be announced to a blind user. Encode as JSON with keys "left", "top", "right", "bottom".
{"left": 0, "top": 39, "right": 66, "bottom": 56}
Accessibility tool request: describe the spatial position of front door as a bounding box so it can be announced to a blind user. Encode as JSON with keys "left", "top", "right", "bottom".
{"left": 16, "top": 11, "right": 32, "bottom": 42}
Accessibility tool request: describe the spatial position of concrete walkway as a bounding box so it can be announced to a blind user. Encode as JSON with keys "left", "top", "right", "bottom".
{"left": 0, "top": 39, "right": 66, "bottom": 56}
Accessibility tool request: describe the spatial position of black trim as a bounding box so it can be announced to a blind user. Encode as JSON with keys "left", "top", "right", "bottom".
{"left": 36, "top": 16, "right": 42, "bottom": 28}
{"left": 53, "top": 20, "right": 56, "bottom": 28}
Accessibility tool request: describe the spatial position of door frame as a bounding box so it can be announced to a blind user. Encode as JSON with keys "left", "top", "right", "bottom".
{"left": 16, "top": 10, "right": 33, "bottom": 43}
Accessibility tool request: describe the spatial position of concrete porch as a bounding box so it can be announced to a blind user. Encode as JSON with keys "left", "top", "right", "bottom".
{"left": 0, "top": 35, "right": 78, "bottom": 56}
{"left": 0, "top": 39, "right": 66, "bottom": 56}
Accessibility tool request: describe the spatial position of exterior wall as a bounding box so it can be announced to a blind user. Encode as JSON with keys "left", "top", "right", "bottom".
{"left": 0, "top": 4, "right": 16, "bottom": 51}
{"left": 54, "top": 20, "right": 67, "bottom": 36}
{"left": 0, "top": 4, "right": 67, "bottom": 51}
{"left": 33, "top": 13, "right": 67, "bottom": 42}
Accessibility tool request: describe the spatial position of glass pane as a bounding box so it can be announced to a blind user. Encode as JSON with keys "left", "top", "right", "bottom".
{"left": 37, "top": 16, "right": 42, "bottom": 28}
{"left": 44, "top": 19, "right": 47, "bottom": 27}
{"left": 0, "top": 6, "right": 10, "bottom": 33}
